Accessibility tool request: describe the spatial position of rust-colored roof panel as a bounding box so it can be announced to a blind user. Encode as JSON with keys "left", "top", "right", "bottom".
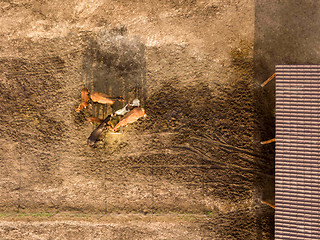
{"left": 275, "top": 65, "right": 320, "bottom": 240}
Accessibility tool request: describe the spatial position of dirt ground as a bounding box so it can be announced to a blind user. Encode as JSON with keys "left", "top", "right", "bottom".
{"left": 0, "top": 0, "right": 278, "bottom": 239}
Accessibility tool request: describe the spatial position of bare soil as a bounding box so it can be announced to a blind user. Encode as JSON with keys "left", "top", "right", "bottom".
{"left": 0, "top": 0, "right": 274, "bottom": 239}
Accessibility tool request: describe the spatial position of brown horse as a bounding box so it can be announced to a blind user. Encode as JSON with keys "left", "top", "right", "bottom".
{"left": 113, "top": 107, "right": 146, "bottom": 132}
{"left": 75, "top": 87, "right": 89, "bottom": 112}
{"left": 90, "top": 92, "right": 124, "bottom": 105}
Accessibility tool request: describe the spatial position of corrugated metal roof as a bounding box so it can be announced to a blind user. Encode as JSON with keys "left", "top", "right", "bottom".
{"left": 275, "top": 65, "right": 320, "bottom": 239}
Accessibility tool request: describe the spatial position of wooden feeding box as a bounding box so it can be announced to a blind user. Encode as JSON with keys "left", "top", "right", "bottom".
{"left": 82, "top": 31, "right": 146, "bottom": 120}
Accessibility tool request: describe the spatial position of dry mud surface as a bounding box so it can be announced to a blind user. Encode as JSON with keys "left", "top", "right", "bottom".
{"left": 0, "top": 0, "right": 274, "bottom": 239}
